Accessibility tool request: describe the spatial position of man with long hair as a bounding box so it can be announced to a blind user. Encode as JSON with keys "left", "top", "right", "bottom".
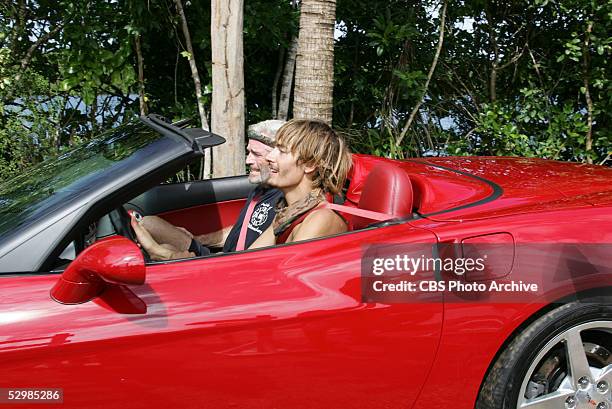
{"left": 249, "top": 119, "right": 352, "bottom": 248}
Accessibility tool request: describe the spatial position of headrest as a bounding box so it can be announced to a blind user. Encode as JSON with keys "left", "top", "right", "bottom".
{"left": 344, "top": 154, "right": 379, "bottom": 206}
{"left": 352, "top": 163, "right": 414, "bottom": 230}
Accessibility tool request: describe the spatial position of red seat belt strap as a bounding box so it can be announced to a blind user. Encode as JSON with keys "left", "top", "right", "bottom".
{"left": 323, "top": 202, "right": 394, "bottom": 221}
{"left": 236, "top": 195, "right": 259, "bottom": 251}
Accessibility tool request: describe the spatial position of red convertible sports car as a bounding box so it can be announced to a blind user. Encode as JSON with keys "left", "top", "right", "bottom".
{"left": 1, "top": 115, "right": 611, "bottom": 409}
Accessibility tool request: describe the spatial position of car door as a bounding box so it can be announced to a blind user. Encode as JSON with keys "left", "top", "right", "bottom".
{"left": 1, "top": 223, "right": 441, "bottom": 409}
{"left": 128, "top": 176, "right": 253, "bottom": 238}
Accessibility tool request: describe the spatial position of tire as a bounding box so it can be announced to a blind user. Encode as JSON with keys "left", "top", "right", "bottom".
{"left": 475, "top": 300, "right": 612, "bottom": 409}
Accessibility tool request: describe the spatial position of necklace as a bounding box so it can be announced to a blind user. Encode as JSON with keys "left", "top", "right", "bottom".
{"left": 273, "top": 189, "right": 325, "bottom": 236}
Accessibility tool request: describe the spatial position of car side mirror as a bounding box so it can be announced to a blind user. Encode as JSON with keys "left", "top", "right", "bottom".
{"left": 51, "top": 236, "right": 145, "bottom": 304}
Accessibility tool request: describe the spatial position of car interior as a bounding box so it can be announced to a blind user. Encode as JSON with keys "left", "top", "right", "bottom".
{"left": 54, "top": 155, "right": 422, "bottom": 269}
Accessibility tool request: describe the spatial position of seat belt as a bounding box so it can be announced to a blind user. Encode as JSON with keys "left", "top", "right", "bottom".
{"left": 323, "top": 202, "right": 395, "bottom": 222}
{"left": 236, "top": 195, "right": 260, "bottom": 251}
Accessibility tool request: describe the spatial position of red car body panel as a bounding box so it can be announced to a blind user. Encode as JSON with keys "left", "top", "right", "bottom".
{"left": 1, "top": 154, "right": 611, "bottom": 408}
{"left": 2, "top": 224, "right": 444, "bottom": 408}
{"left": 412, "top": 156, "right": 612, "bottom": 220}
{"left": 412, "top": 203, "right": 612, "bottom": 408}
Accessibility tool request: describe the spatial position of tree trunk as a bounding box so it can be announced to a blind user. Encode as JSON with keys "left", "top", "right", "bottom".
{"left": 11, "top": 23, "right": 63, "bottom": 86}
{"left": 582, "top": 21, "right": 594, "bottom": 164}
{"left": 395, "top": 0, "right": 447, "bottom": 150}
{"left": 347, "top": 35, "right": 360, "bottom": 129}
{"left": 134, "top": 34, "right": 147, "bottom": 116}
{"left": 271, "top": 46, "right": 285, "bottom": 118}
{"left": 293, "top": 0, "right": 335, "bottom": 125}
{"left": 277, "top": 35, "right": 298, "bottom": 121}
{"left": 175, "top": 0, "right": 209, "bottom": 130}
{"left": 11, "top": 0, "right": 27, "bottom": 54}
{"left": 90, "top": 92, "right": 98, "bottom": 135}
{"left": 174, "top": 0, "right": 211, "bottom": 178}
{"left": 211, "top": 0, "right": 245, "bottom": 177}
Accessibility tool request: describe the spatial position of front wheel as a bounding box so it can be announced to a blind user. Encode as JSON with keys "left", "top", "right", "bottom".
{"left": 476, "top": 301, "right": 612, "bottom": 409}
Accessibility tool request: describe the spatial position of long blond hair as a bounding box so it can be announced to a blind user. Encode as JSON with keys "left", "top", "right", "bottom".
{"left": 275, "top": 119, "right": 351, "bottom": 195}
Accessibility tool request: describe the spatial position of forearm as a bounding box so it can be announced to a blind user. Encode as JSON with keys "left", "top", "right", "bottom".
{"left": 165, "top": 249, "right": 195, "bottom": 260}
{"left": 153, "top": 244, "right": 194, "bottom": 261}
{"left": 133, "top": 215, "right": 195, "bottom": 260}
{"left": 194, "top": 225, "right": 233, "bottom": 247}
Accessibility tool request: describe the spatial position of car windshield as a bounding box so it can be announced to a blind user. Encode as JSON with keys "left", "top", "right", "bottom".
{"left": 0, "top": 121, "right": 163, "bottom": 237}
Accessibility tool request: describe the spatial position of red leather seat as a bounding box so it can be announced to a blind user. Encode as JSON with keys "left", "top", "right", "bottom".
{"left": 351, "top": 163, "right": 414, "bottom": 230}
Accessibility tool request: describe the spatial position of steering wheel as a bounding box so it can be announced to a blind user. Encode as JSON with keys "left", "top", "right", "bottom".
{"left": 108, "top": 206, "right": 151, "bottom": 261}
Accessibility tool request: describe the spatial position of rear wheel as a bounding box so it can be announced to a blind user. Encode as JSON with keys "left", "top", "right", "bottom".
{"left": 476, "top": 301, "right": 612, "bottom": 409}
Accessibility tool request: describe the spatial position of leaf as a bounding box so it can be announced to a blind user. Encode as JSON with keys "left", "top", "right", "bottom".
{"left": 111, "top": 70, "right": 122, "bottom": 87}
{"left": 59, "top": 80, "right": 72, "bottom": 92}
{"left": 82, "top": 88, "right": 94, "bottom": 106}
{"left": 180, "top": 51, "right": 192, "bottom": 59}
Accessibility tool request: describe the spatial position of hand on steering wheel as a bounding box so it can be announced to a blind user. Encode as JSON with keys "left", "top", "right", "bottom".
{"left": 108, "top": 206, "right": 151, "bottom": 261}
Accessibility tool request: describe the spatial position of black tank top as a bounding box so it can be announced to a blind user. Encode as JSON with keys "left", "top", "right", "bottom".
{"left": 223, "top": 186, "right": 283, "bottom": 252}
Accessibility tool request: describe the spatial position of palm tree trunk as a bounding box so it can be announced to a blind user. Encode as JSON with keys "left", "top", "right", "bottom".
{"left": 293, "top": 0, "right": 335, "bottom": 125}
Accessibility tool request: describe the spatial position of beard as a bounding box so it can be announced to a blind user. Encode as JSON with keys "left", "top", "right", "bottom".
{"left": 248, "top": 164, "right": 271, "bottom": 184}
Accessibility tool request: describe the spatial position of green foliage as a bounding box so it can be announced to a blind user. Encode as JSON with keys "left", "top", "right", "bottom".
{"left": 0, "top": 63, "right": 61, "bottom": 178}
{"left": 334, "top": 0, "right": 611, "bottom": 164}
{"left": 449, "top": 88, "right": 590, "bottom": 160}
{"left": 0, "top": 0, "right": 145, "bottom": 179}
{"left": 0, "top": 0, "right": 610, "bottom": 184}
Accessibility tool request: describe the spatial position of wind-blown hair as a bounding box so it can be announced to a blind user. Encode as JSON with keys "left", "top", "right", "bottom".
{"left": 275, "top": 119, "right": 352, "bottom": 195}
